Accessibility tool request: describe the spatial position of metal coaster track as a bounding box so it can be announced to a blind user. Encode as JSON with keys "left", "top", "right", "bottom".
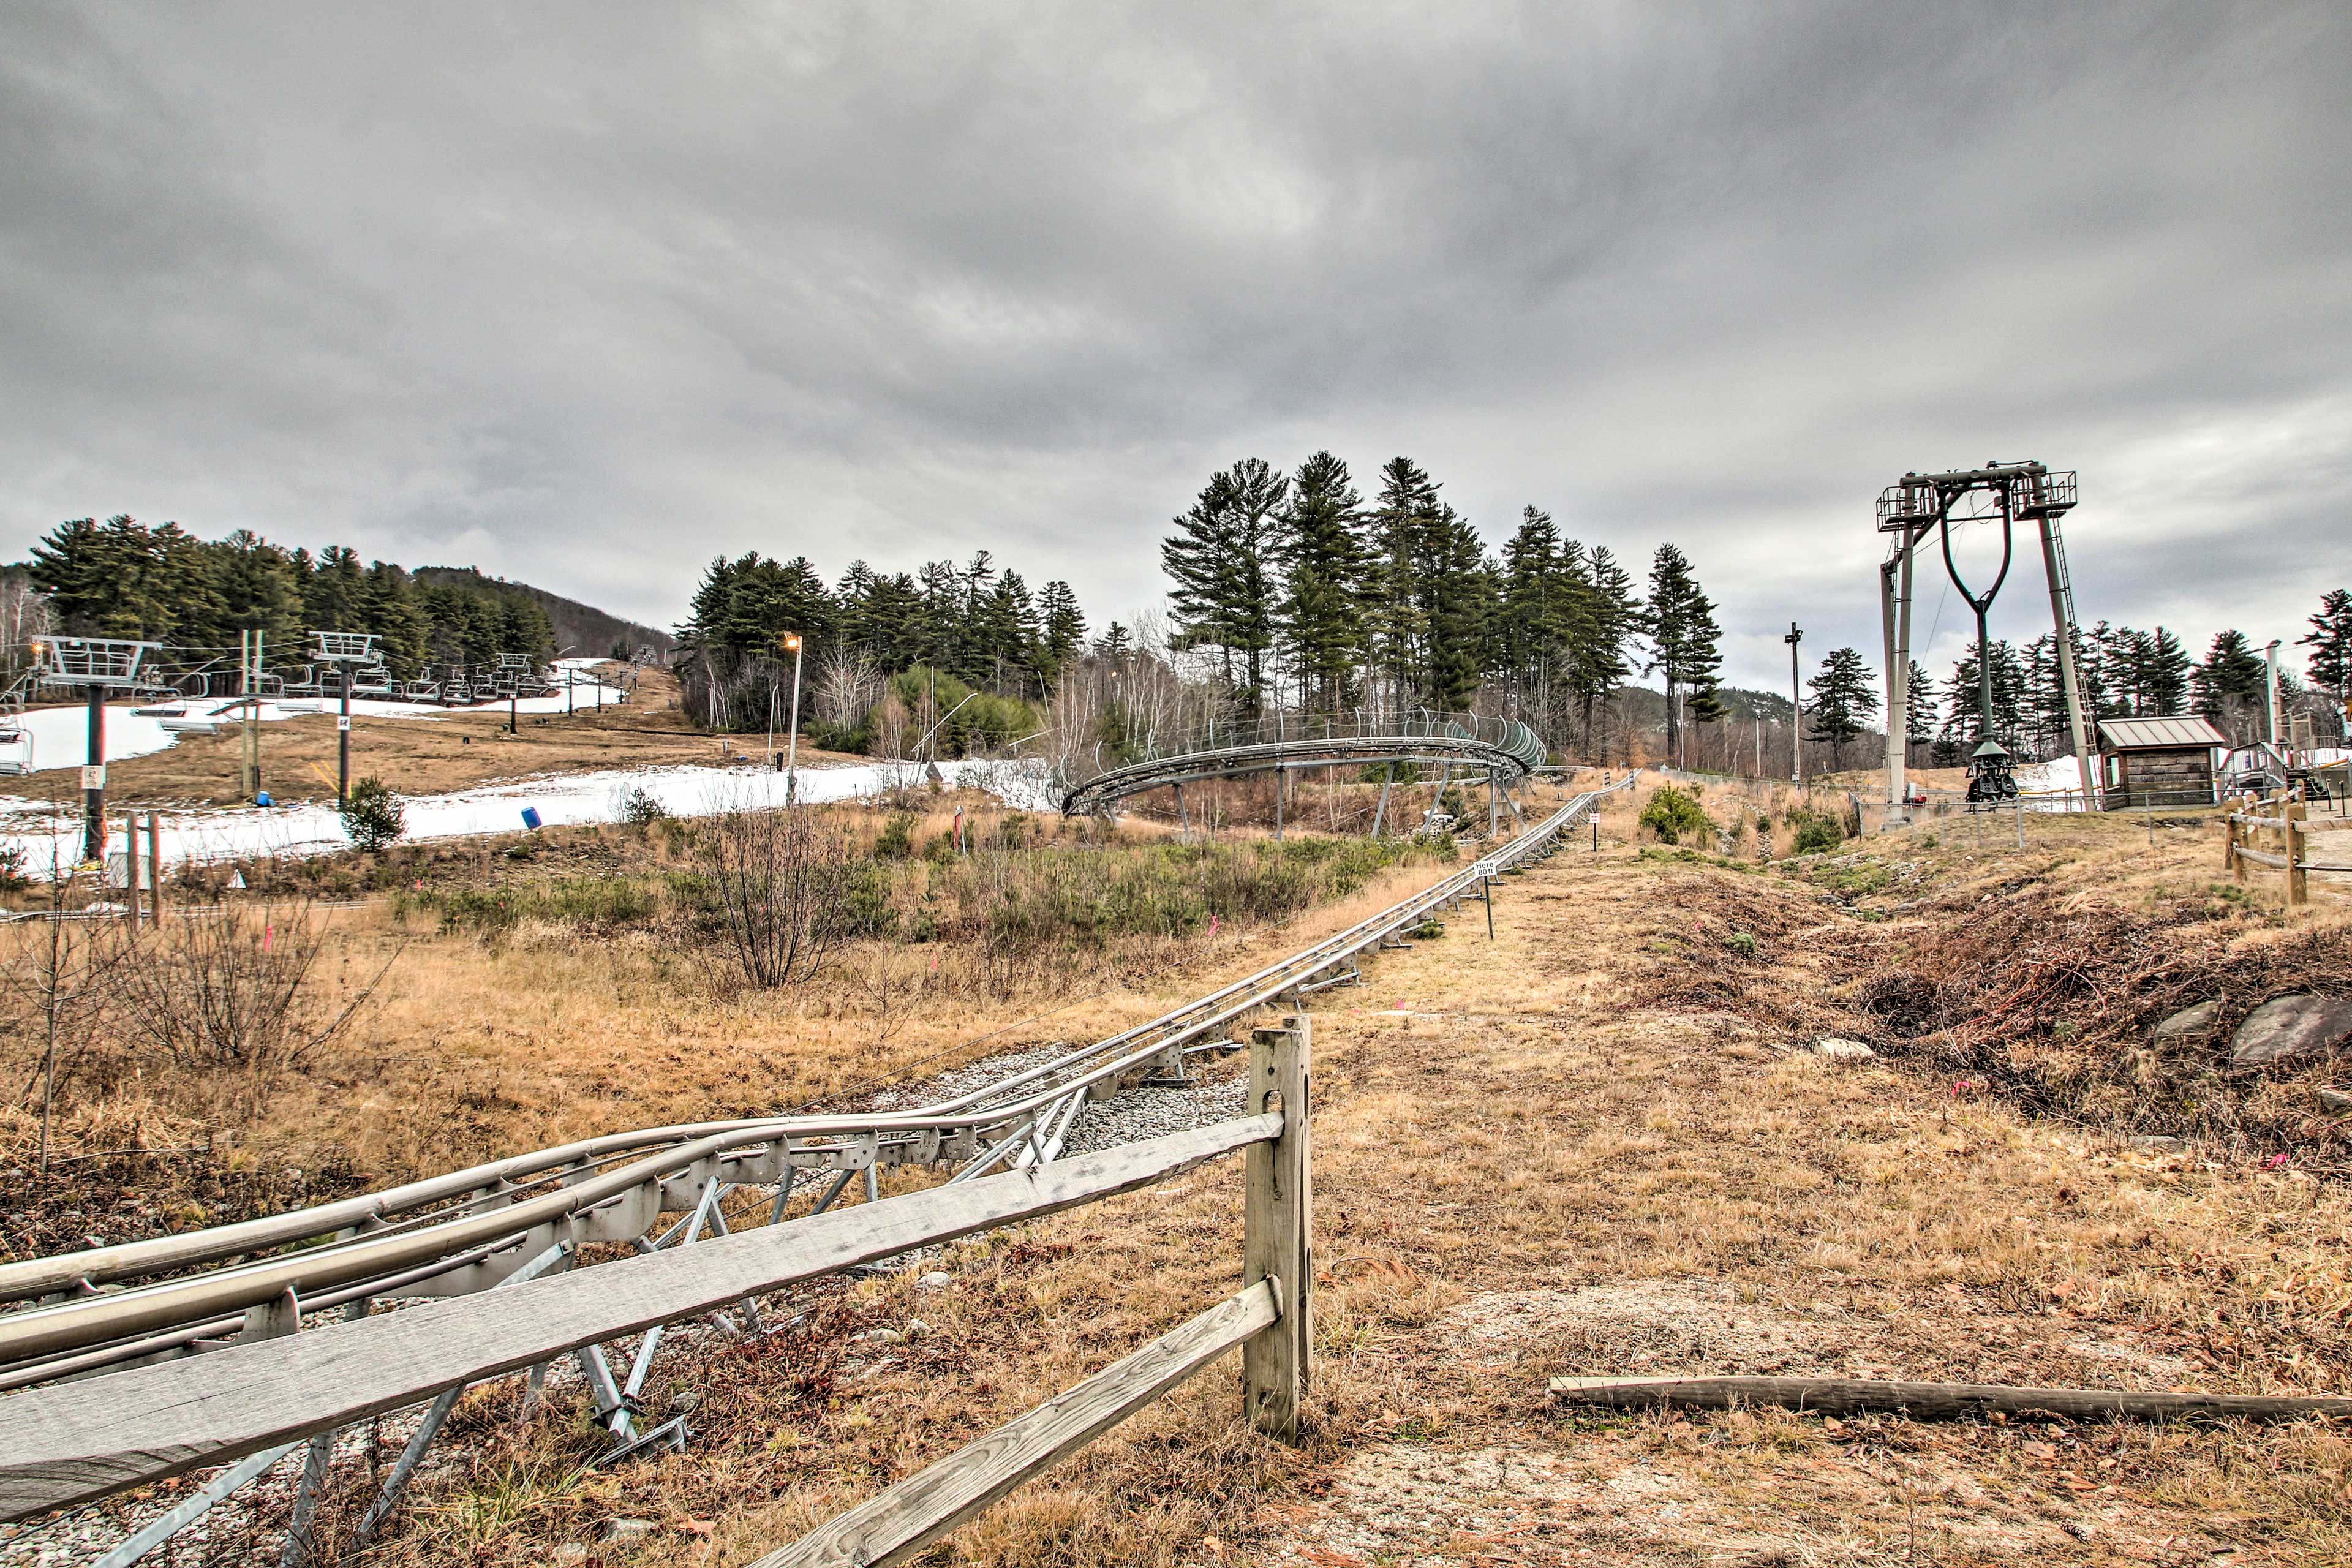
{"left": 1058, "top": 709, "right": 1548, "bottom": 816}
{"left": 0, "top": 779, "right": 1626, "bottom": 1403}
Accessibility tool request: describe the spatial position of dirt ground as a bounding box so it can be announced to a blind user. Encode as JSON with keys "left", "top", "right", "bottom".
{"left": 11, "top": 783, "right": 2350, "bottom": 1567}
{"left": 2, "top": 668, "right": 865, "bottom": 810}
{"left": 350, "top": 789, "right": 2350, "bottom": 1568}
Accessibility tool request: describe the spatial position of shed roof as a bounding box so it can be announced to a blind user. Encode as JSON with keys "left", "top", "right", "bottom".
{"left": 2097, "top": 715, "right": 2228, "bottom": 750}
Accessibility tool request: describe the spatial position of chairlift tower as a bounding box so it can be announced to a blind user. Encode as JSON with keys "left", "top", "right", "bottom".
{"left": 1875, "top": 462, "right": 2086, "bottom": 820}
{"left": 36, "top": 637, "right": 158, "bottom": 863}
{"left": 314, "top": 631, "right": 381, "bottom": 802}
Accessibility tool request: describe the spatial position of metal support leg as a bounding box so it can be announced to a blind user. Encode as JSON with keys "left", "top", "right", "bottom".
{"left": 341, "top": 1384, "right": 461, "bottom": 1561}
{"left": 1175, "top": 782, "right": 1188, "bottom": 841}
{"left": 277, "top": 1430, "right": 334, "bottom": 1568}
{"left": 1371, "top": 763, "right": 1393, "bottom": 837}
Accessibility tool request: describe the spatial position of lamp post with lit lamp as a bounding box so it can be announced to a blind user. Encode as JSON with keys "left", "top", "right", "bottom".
{"left": 782, "top": 631, "right": 804, "bottom": 805}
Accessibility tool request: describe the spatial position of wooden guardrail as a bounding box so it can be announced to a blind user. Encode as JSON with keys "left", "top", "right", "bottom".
{"left": 2224, "top": 802, "right": 2352, "bottom": 906}
{"left": 0, "top": 1019, "right": 1314, "bottom": 1566}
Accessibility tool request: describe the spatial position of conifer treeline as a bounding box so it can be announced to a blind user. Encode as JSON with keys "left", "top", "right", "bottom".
{"left": 672, "top": 549, "right": 1087, "bottom": 736}
{"left": 23, "top": 515, "right": 554, "bottom": 680}
{"left": 1917, "top": 605, "right": 2351, "bottom": 762}
{"left": 1160, "top": 452, "right": 1724, "bottom": 761}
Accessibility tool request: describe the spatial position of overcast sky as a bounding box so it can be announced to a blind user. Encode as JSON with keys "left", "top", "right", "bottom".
{"left": 4, "top": 2, "right": 2347, "bottom": 692}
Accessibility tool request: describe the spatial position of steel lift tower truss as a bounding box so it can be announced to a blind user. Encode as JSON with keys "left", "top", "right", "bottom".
{"left": 1877, "top": 462, "right": 2087, "bottom": 822}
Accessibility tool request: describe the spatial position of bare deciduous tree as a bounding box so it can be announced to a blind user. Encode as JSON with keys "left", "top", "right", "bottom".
{"left": 697, "top": 803, "right": 857, "bottom": 988}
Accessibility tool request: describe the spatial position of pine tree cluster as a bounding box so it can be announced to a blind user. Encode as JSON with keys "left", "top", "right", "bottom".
{"left": 25, "top": 515, "right": 554, "bottom": 680}
{"left": 673, "top": 549, "right": 1087, "bottom": 737}
{"left": 1163, "top": 452, "right": 1718, "bottom": 761}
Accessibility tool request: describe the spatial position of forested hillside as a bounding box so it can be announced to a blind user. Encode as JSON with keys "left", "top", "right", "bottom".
{"left": 413, "top": 566, "right": 673, "bottom": 663}
{"left": 17, "top": 515, "right": 557, "bottom": 682}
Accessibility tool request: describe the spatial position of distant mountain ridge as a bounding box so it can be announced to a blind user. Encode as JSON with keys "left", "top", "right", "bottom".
{"left": 413, "top": 566, "right": 676, "bottom": 661}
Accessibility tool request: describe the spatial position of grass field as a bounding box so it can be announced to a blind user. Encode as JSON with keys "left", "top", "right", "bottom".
{"left": 7, "top": 777, "right": 2349, "bottom": 1566}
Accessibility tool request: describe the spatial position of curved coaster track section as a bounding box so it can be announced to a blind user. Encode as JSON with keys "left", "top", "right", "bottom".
{"left": 0, "top": 777, "right": 1627, "bottom": 1561}
{"left": 1057, "top": 709, "right": 1550, "bottom": 818}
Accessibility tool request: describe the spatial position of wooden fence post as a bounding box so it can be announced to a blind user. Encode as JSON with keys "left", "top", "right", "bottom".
{"left": 1243, "top": 1014, "right": 1311, "bottom": 1444}
{"left": 2226, "top": 813, "right": 2245, "bottom": 884}
{"left": 2288, "top": 801, "right": 2308, "bottom": 907}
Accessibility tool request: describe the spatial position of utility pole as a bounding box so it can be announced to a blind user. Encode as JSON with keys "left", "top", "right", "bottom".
{"left": 239, "top": 629, "right": 263, "bottom": 800}
{"left": 782, "top": 631, "right": 804, "bottom": 805}
{"left": 1784, "top": 622, "right": 1805, "bottom": 789}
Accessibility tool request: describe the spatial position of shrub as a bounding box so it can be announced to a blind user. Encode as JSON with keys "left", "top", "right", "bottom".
{"left": 616, "top": 786, "right": 669, "bottom": 827}
{"left": 1638, "top": 786, "right": 1713, "bottom": 846}
{"left": 116, "top": 895, "right": 393, "bottom": 1072}
{"left": 0, "top": 843, "right": 26, "bottom": 892}
{"left": 697, "top": 805, "right": 858, "bottom": 988}
{"left": 873, "top": 813, "right": 917, "bottom": 861}
{"left": 1724, "top": 930, "right": 1759, "bottom": 957}
{"left": 339, "top": 778, "right": 407, "bottom": 852}
{"left": 1786, "top": 805, "right": 1845, "bottom": 854}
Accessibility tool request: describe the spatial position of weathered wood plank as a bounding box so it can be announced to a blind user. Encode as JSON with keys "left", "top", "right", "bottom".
{"left": 1548, "top": 1374, "right": 2352, "bottom": 1422}
{"left": 749, "top": 1280, "right": 1280, "bottom": 1568}
{"left": 2233, "top": 846, "right": 2290, "bottom": 870}
{"left": 1242, "top": 1017, "right": 1310, "bottom": 1444}
{"left": 0, "top": 1115, "right": 1280, "bottom": 1522}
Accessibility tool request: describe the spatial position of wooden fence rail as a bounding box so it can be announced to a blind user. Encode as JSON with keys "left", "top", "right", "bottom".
{"left": 750, "top": 1014, "right": 1311, "bottom": 1565}
{"left": 2224, "top": 802, "right": 2352, "bottom": 905}
{"left": 0, "top": 1022, "right": 1315, "bottom": 1568}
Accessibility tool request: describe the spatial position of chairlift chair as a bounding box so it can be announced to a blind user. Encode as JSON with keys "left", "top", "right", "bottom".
{"left": 0, "top": 723, "right": 31, "bottom": 777}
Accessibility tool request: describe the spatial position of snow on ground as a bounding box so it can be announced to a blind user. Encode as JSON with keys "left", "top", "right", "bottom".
{"left": 0, "top": 756, "right": 1056, "bottom": 878}
{"left": 2013, "top": 753, "right": 2082, "bottom": 793}
{"left": 0, "top": 678, "right": 628, "bottom": 773}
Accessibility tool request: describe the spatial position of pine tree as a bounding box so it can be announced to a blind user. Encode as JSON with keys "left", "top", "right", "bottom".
{"left": 2197, "top": 630, "right": 2268, "bottom": 739}
{"left": 1366, "top": 457, "right": 1440, "bottom": 707}
{"left": 1566, "top": 546, "right": 1638, "bottom": 759}
{"left": 1804, "top": 647, "right": 1877, "bottom": 771}
{"left": 2300, "top": 589, "right": 2352, "bottom": 710}
{"left": 1944, "top": 639, "right": 2026, "bottom": 745}
{"left": 1904, "top": 660, "right": 1937, "bottom": 761}
{"left": 1160, "top": 459, "right": 1285, "bottom": 710}
{"left": 1275, "top": 451, "right": 1367, "bottom": 713}
{"left": 1038, "top": 579, "right": 1087, "bottom": 684}
{"left": 1425, "top": 507, "right": 1495, "bottom": 710}
{"left": 1644, "top": 544, "right": 1722, "bottom": 765}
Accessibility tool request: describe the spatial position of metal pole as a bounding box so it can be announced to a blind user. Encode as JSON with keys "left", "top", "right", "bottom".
{"left": 2265, "top": 639, "right": 2283, "bottom": 750}
{"left": 1880, "top": 557, "right": 1901, "bottom": 815}
{"left": 785, "top": 635, "right": 804, "bottom": 805}
{"left": 1273, "top": 765, "right": 1284, "bottom": 841}
{"left": 339, "top": 674, "right": 353, "bottom": 802}
{"left": 83, "top": 683, "right": 105, "bottom": 864}
{"left": 125, "top": 806, "right": 141, "bottom": 928}
{"left": 1784, "top": 622, "right": 1804, "bottom": 790}
{"left": 1893, "top": 529, "right": 1917, "bottom": 813}
{"left": 2037, "top": 514, "right": 2095, "bottom": 803}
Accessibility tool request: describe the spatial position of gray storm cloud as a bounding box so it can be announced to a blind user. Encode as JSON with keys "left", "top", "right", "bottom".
{"left": 2, "top": 1, "right": 2346, "bottom": 687}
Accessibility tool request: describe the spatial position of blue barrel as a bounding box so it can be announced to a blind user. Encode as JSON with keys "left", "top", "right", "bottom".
{"left": 520, "top": 807, "right": 543, "bottom": 831}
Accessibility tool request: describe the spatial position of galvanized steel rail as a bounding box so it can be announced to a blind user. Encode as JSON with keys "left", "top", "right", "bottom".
{"left": 0, "top": 778, "right": 1625, "bottom": 1401}
{"left": 1059, "top": 709, "right": 1547, "bottom": 816}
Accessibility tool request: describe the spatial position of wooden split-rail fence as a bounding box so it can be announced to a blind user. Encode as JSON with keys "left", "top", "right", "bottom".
{"left": 2222, "top": 799, "right": 2352, "bottom": 906}
{"left": 0, "top": 1017, "right": 1316, "bottom": 1568}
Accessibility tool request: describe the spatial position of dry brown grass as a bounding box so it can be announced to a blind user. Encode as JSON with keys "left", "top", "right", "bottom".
{"left": 18, "top": 781, "right": 2351, "bottom": 1566}
{"left": 309, "top": 806, "right": 2352, "bottom": 1567}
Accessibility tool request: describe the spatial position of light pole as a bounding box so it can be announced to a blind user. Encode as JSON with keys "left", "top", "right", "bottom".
{"left": 782, "top": 632, "right": 804, "bottom": 805}
{"left": 1784, "top": 622, "right": 1804, "bottom": 789}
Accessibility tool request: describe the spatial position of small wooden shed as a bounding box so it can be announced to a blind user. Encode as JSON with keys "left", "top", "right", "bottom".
{"left": 2096, "top": 715, "right": 2227, "bottom": 809}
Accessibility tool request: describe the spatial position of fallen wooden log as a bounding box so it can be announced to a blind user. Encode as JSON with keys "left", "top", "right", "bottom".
{"left": 1547, "top": 1375, "right": 2352, "bottom": 1423}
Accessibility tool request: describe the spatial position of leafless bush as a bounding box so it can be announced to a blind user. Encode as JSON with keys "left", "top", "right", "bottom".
{"left": 2, "top": 891, "right": 135, "bottom": 1178}
{"left": 116, "top": 896, "right": 396, "bottom": 1074}
{"left": 696, "top": 804, "right": 858, "bottom": 988}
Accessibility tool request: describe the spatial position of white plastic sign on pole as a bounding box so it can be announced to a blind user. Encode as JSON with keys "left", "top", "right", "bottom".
{"left": 80, "top": 765, "right": 104, "bottom": 790}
